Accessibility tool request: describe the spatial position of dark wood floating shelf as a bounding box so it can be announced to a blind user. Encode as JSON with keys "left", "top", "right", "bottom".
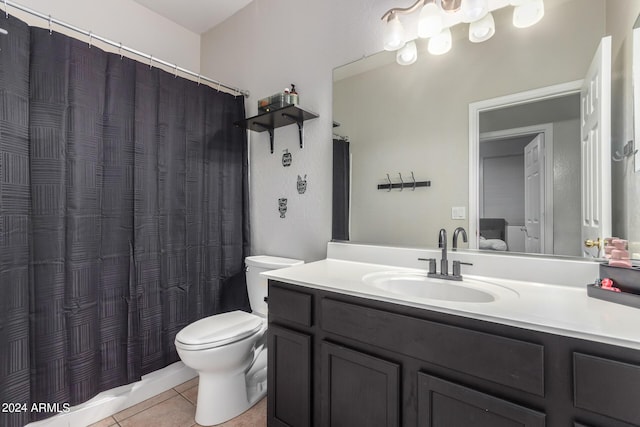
{"left": 235, "top": 105, "right": 319, "bottom": 153}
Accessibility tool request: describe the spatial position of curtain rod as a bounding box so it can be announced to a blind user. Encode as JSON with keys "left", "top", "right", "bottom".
{"left": 1, "top": 0, "right": 250, "bottom": 98}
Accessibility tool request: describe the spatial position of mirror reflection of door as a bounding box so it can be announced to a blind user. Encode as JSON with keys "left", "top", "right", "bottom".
{"left": 479, "top": 95, "right": 580, "bottom": 256}
{"left": 580, "top": 36, "right": 612, "bottom": 258}
{"left": 524, "top": 134, "right": 544, "bottom": 254}
{"left": 475, "top": 35, "right": 612, "bottom": 258}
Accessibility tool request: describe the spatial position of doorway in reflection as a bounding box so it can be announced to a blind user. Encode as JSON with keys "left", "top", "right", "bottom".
{"left": 478, "top": 93, "right": 581, "bottom": 256}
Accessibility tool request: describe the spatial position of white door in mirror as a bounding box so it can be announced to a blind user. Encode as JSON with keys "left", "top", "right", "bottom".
{"left": 581, "top": 36, "right": 612, "bottom": 258}
{"left": 524, "top": 134, "right": 544, "bottom": 254}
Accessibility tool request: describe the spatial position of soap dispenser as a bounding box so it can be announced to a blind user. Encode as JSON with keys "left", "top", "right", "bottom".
{"left": 289, "top": 84, "right": 298, "bottom": 105}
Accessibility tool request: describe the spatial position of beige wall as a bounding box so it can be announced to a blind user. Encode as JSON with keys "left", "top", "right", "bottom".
{"left": 3, "top": 0, "right": 201, "bottom": 73}
{"left": 334, "top": 0, "right": 603, "bottom": 248}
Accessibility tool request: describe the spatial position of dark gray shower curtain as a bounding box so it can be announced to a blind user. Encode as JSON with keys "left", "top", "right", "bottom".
{"left": 332, "top": 138, "right": 350, "bottom": 241}
{"left": 1, "top": 15, "right": 249, "bottom": 426}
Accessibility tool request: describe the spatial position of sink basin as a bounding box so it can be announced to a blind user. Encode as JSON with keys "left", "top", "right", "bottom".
{"left": 362, "top": 271, "right": 517, "bottom": 303}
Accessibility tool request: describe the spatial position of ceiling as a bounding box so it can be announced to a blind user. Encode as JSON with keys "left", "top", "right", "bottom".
{"left": 133, "top": 0, "right": 254, "bottom": 34}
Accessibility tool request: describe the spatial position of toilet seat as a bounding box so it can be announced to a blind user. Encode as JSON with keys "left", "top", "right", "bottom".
{"left": 175, "top": 311, "right": 264, "bottom": 351}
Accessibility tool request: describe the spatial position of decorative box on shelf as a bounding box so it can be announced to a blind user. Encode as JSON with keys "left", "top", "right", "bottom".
{"left": 258, "top": 92, "right": 298, "bottom": 113}
{"left": 586, "top": 262, "right": 640, "bottom": 309}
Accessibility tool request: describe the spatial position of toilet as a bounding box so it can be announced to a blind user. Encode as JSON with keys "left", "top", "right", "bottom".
{"left": 175, "top": 255, "right": 304, "bottom": 426}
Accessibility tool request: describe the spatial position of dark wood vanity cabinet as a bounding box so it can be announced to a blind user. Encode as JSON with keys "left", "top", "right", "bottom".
{"left": 267, "top": 280, "right": 640, "bottom": 427}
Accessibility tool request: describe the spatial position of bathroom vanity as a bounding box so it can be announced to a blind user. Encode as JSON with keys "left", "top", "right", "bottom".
{"left": 264, "top": 244, "right": 640, "bottom": 427}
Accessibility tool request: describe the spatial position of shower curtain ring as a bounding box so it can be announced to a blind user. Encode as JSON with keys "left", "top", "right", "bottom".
{"left": 174, "top": 64, "right": 178, "bottom": 78}
{"left": 4, "top": 0, "right": 8, "bottom": 18}
{"left": 149, "top": 55, "right": 153, "bottom": 69}
{"left": 88, "top": 31, "right": 93, "bottom": 48}
{"left": 217, "top": 82, "right": 221, "bottom": 92}
{"left": 48, "top": 15, "right": 52, "bottom": 34}
{"left": 197, "top": 74, "right": 201, "bottom": 86}
{"left": 119, "top": 42, "right": 123, "bottom": 59}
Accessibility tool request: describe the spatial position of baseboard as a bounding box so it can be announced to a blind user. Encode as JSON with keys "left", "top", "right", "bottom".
{"left": 25, "top": 362, "right": 197, "bottom": 427}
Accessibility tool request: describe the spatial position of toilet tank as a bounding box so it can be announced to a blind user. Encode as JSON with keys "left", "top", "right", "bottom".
{"left": 245, "top": 255, "right": 304, "bottom": 317}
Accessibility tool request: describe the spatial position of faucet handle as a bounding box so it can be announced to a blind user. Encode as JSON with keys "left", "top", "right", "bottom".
{"left": 418, "top": 257, "right": 437, "bottom": 275}
{"left": 452, "top": 260, "right": 473, "bottom": 277}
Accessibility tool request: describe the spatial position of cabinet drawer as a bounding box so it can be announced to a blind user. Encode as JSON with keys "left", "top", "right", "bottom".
{"left": 574, "top": 352, "right": 640, "bottom": 425}
{"left": 322, "top": 298, "right": 544, "bottom": 396}
{"left": 417, "top": 373, "right": 545, "bottom": 427}
{"left": 268, "top": 282, "right": 313, "bottom": 327}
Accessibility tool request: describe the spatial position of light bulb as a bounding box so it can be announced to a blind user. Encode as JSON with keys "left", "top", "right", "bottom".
{"left": 461, "top": 0, "right": 488, "bottom": 23}
{"left": 383, "top": 14, "right": 406, "bottom": 51}
{"left": 513, "top": 0, "right": 544, "bottom": 28}
{"left": 469, "top": 12, "right": 495, "bottom": 42}
{"left": 428, "top": 27, "right": 452, "bottom": 55}
{"left": 418, "top": 2, "right": 443, "bottom": 39}
{"left": 396, "top": 40, "right": 418, "bottom": 65}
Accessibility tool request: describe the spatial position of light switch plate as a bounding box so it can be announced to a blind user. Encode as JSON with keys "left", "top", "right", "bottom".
{"left": 451, "top": 206, "right": 466, "bottom": 220}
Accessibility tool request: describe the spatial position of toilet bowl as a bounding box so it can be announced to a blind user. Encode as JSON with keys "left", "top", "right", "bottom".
{"left": 175, "top": 255, "right": 304, "bottom": 426}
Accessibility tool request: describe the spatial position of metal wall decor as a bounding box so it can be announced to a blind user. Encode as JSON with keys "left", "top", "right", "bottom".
{"left": 297, "top": 174, "right": 308, "bottom": 194}
{"left": 282, "top": 149, "right": 292, "bottom": 167}
{"left": 278, "top": 198, "right": 288, "bottom": 218}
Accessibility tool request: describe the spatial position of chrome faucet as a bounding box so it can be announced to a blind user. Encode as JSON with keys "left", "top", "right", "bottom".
{"left": 452, "top": 227, "right": 468, "bottom": 251}
{"left": 418, "top": 227, "right": 472, "bottom": 281}
{"left": 438, "top": 228, "right": 448, "bottom": 276}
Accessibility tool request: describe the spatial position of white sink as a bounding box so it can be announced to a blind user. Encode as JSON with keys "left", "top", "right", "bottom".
{"left": 361, "top": 271, "right": 518, "bottom": 303}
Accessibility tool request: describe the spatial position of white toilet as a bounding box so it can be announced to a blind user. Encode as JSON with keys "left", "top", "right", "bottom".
{"left": 175, "top": 255, "right": 304, "bottom": 426}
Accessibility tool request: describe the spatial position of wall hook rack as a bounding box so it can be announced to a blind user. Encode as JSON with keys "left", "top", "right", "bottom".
{"left": 377, "top": 171, "right": 430, "bottom": 191}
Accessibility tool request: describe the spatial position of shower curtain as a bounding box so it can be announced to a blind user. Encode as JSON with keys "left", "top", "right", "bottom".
{"left": 0, "top": 14, "right": 249, "bottom": 426}
{"left": 332, "top": 138, "right": 350, "bottom": 241}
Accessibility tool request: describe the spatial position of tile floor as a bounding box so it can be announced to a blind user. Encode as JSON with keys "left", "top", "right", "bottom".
{"left": 88, "top": 378, "right": 266, "bottom": 427}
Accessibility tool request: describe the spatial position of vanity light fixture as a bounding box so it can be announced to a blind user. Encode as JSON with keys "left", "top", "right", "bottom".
{"left": 460, "top": 0, "right": 489, "bottom": 23}
{"left": 512, "top": 0, "right": 544, "bottom": 28}
{"left": 383, "top": 12, "right": 407, "bottom": 51}
{"left": 469, "top": 12, "right": 495, "bottom": 42}
{"left": 428, "top": 27, "right": 452, "bottom": 55}
{"left": 382, "top": 0, "right": 544, "bottom": 64}
{"left": 417, "top": 1, "right": 443, "bottom": 38}
{"left": 397, "top": 40, "right": 419, "bottom": 65}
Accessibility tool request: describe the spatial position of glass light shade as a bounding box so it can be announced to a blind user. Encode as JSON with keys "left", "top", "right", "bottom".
{"left": 469, "top": 12, "right": 495, "bottom": 42}
{"left": 396, "top": 40, "right": 418, "bottom": 65}
{"left": 383, "top": 15, "right": 406, "bottom": 51}
{"left": 513, "top": 0, "right": 544, "bottom": 28}
{"left": 418, "top": 2, "right": 443, "bottom": 39}
{"left": 461, "top": 0, "right": 488, "bottom": 23}
{"left": 428, "top": 27, "right": 452, "bottom": 55}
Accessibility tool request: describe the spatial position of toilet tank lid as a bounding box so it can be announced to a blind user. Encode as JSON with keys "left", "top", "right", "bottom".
{"left": 245, "top": 255, "right": 304, "bottom": 269}
{"left": 175, "top": 311, "right": 263, "bottom": 346}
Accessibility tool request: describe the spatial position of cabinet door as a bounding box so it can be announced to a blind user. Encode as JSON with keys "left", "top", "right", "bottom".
{"left": 321, "top": 341, "right": 400, "bottom": 427}
{"left": 417, "top": 373, "right": 545, "bottom": 427}
{"left": 268, "top": 324, "right": 312, "bottom": 427}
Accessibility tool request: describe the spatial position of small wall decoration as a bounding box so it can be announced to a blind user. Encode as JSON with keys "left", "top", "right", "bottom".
{"left": 278, "top": 198, "right": 288, "bottom": 218}
{"left": 297, "top": 174, "right": 307, "bottom": 194}
{"left": 282, "top": 149, "right": 292, "bottom": 167}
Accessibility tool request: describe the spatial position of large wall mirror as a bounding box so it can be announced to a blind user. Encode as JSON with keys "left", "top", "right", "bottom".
{"left": 333, "top": 0, "right": 640, "bottom": 260}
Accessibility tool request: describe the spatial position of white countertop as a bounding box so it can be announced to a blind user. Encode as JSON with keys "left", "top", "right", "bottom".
{"left": 263, "top": 258, "right": 640, "bottom": 350}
